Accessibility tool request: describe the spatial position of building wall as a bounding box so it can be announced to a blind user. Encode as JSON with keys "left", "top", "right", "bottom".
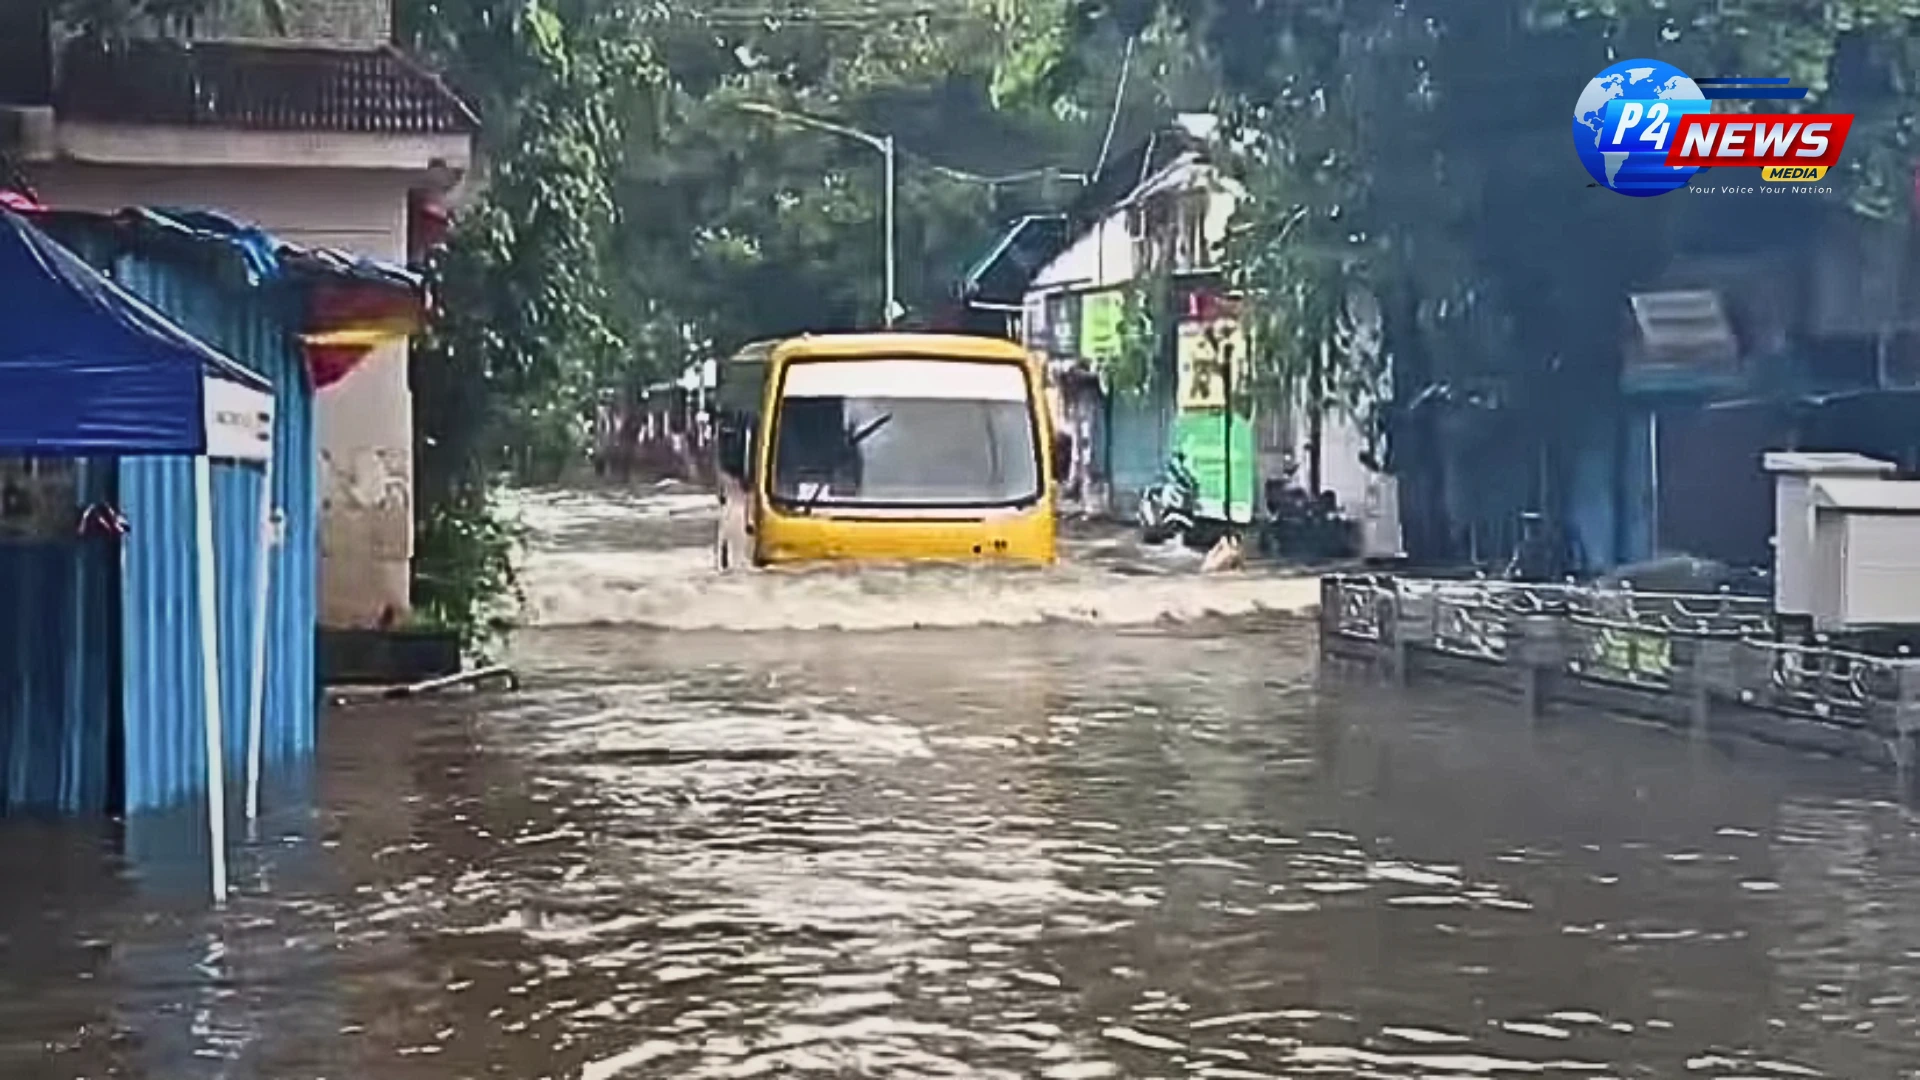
{"left": 32, "top": 162, "right": 417, "bottom": 630}
{"left": 1023, "top": 163, "right": 1387, "bottom": 530}
{"left": 1028, "top": 211, "right": 1135, "bottom": 293}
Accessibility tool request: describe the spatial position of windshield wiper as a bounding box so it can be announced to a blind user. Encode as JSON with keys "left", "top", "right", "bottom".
{"left": 802, "top": 412, "right": 893, "bottom": 514}
{"left": 849, "top": 412, "right": 893, "bottom": 447}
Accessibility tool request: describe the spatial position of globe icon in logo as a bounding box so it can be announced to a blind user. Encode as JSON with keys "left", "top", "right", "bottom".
{"left": 1573, "top": 58, "right": 1709, "bottom": 197}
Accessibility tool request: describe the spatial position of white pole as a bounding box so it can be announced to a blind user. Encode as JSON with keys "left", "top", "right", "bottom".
{"left": 243, "top": 455, "right": 274, "bottom": 826}
{"left": 882, "top": 134, "right": 897, "bottom": 328}
{"left": 193, "top": 455, "right": 229, "bottom": 905}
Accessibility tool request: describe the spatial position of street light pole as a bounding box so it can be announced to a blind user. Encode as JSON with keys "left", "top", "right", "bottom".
{"left": 737, "top": 101, "right": 899, "bottom": 328}
{"left": 882, "top": 133, "right": 896, "bottom": 328}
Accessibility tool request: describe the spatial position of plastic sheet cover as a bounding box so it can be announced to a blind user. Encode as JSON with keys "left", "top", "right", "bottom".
{"left": 0, "top": 209, "right": 267, "bottom": 456}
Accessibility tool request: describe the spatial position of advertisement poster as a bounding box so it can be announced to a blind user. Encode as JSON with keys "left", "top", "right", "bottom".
{"left": 1046, "top": 292, "right": 1080, "bottom": 359}
{"left": 1079, "top": 290, "right": 1125, "bottom": 365}
{"left": 1173, "top": 411, "right": 1256, "bottom": 524}
{"left": 1176, "top": 315, "right": 1248, "bottom": 409}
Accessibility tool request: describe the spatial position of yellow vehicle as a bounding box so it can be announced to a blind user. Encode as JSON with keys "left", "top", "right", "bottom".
{"left": 713, "top": 333, "right": 1059, "bottom": 569}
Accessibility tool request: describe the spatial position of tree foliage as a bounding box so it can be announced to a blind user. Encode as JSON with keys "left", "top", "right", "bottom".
{"left": 398, "top": 0, "right": 659, "bottom": 646}
{"left": 1068, "top": 0, "right": 1920, "bottom": 555}
{"left": 1108, "top": 266, "right": 1171, "bottom": 399}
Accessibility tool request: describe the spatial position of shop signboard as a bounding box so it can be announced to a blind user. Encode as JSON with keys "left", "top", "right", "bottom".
{"left": 1173, "top": 293, "right": 1253, "bottom": 522}
{"left": 1022, "top": 294, "right": 1048, "bottom": 351}
{"left": 1046, "top": 292, "right": 1080, "bottom": 359}
{"left": 1173, "top": 411, "right": 1256, "bottom": 524}
{"left": 1080, "top": 290, "right": 1125, "bottom": 365}
{"left": 1176, "top": 312, "right": 1248, "bottom": 409}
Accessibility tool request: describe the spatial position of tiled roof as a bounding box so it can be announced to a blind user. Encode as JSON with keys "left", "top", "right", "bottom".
{"left": 55, "top": 38, "right": 479, "bottom": 136}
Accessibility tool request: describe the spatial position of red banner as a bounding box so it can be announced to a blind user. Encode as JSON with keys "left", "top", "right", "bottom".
{"left": 1664, "top": 113, "right": 1854, "bottom": 169}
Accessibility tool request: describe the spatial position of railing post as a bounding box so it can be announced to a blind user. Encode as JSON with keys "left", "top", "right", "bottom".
{"left": 1893, "top": 664, "right": 1920, "bottom": 782}
{"left": 1378, "top": 585, "right": 1404, "bottom": 685}
{"left": 1515, "top": 614, "right": 1563, "bottom": 722}
{"left": 1397, "top": 583, "right": 1438, "bottom": 687}
{"left": 1730, "top": 638, "right": 1769, "bottom": 713}
{"left": 1688, "top": 636, "right": 1736, "bottom": 739}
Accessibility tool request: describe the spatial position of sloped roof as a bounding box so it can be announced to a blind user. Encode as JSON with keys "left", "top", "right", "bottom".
{"left": 954, "top": 124, "right": 1212, "bottom": 305}
{"left": 56, "top": 38, "right": 479, "bottom": 135}
{"left": 1070, "top": 124, "right": 1208, "bottom": 222}
{"left": 962, "top": 214, "right": 1070, "bottom": 306}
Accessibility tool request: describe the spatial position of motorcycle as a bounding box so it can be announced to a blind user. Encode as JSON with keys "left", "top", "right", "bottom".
{"left": 1138, "top": 453, "right": 1200, "bottom": 545}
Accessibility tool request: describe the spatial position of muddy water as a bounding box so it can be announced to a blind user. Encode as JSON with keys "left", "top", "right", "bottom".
{"left": 509, "top": 485, "right": 1322, "bottom": 629}
{"left": 3, "top": 487, "right": 1920, "bottom": 1079}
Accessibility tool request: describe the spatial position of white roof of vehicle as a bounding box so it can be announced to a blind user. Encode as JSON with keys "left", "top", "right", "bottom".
{"left": 781, "top": 358, "right": 1029, "bottom": 401}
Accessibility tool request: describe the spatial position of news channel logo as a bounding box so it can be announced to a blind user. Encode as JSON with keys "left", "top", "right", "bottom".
{"left": 1572, "top": 59, "right": 1710, "bottom": 196}
{"left": 1573, "top": 59, "right": 1822, "bottom": 196}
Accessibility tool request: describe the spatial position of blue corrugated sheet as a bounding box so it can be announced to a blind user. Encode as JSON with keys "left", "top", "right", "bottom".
{"left": 111, "top": 255, "right": 318, "bottom": 816}
{"left": 1108, "top": 383, "right": 1176, "bottom": 512}
{"left": 1568, "top": 412, "right": 1620, "bottom": 572}
{"left": 1620, "top": 409, "right": 1656, "bottom": 565}
{"left": 0, "top": 460, "right": 117, "bottom": 815}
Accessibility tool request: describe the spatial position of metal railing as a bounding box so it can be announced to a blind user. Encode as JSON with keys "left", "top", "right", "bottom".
{"left": 1321, "top": 573, "right": 1920, "bottom": 745}
{"left": 1430, "top": 586, "right": 1516, "bottom": 662}
{"left": 1323, "top": 575, "right": 1772, "bottom": 642}
{"left": 1563, "top": 615, "right": 1682, "bottom": 691}
{"left": 1328, "top": 575, "right": 1393, "bottom": 642}
{"left": 1740, "top": 638, "right": 1905, "bottom": 728}
{"left": 1574, "top": 587, "right": 1772, "bottom": 637}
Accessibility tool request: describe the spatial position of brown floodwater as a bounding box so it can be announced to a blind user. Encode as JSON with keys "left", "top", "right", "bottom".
{"left": 3, "top": 489, "right": 1919, "bottom": 1079}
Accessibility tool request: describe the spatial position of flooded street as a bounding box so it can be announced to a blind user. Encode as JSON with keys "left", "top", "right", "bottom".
{"left": 5, "top": 488, "right": 1920, "bottom": 1079}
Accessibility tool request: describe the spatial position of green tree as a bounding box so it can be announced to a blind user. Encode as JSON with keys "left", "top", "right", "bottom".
{"left": 603, "top": 0, "right": 1137, "bottom": 356}
{"left": 399, "top": 0, "right": 659, "bottom": 648}
{"left": 1072, "top": 0, "right": 1920, "bottom": 555}
{"left": 56, "top": 0, "right": 286, "bottom": 34}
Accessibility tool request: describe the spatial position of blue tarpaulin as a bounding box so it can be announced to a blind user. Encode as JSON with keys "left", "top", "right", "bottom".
{"left": 119, "top": 206, "right": 424, "bottom": 293}
{"left": 0, "top": 208, "right": 268, "bottom": 457}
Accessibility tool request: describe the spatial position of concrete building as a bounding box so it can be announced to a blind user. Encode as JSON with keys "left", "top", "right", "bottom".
{"left": 1, "top": 0, "right": 477, "bottom": 630}
{"left": 1007, "top": 117, "right": 1389, "bottom": 538}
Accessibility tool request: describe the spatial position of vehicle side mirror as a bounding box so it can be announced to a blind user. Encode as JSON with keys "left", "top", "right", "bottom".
{"left": 1051, "top": 433, "right": 1072, "bottom": 481}
{"left": 716, "top": 418, "right": 748, "bottom": 480}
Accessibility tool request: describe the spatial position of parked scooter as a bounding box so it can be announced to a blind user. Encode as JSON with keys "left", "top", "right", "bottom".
{"left": 1137, "top": 453, "right": 1200, "bottom": 545}
{"left": 1258, "top": 458, "right": 1357, "bottom": 560}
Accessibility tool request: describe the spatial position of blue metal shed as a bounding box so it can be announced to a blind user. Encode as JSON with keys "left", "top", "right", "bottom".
{"left": 0, "top": 210, "right": 279, "bottom": 846}
{"left": 0, "top": 202, "right": 423, "bottom": 905}
{"left": 108, "top": 263, "right": 319, "bottom": 816}
{"left": 0, "top": 204, "right": 420, "bottom": 881}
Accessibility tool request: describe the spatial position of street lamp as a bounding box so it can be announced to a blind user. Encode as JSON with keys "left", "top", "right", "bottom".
{"left": 738, "top": 101, "right": 900, "bottom": 328}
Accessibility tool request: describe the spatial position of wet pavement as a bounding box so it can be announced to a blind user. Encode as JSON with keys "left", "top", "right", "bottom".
{"left": 4, "top": 486, "right": 1920, "bottom": 1079}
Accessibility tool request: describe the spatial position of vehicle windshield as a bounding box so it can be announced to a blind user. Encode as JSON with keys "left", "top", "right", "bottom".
{"left": 770, "top": 358, "right": 1040, "bottom": 509}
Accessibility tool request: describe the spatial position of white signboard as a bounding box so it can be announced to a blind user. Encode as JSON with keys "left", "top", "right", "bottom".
{"left": 203, "top": 376, "right": 275, "bottom": 464}
{"left": 782, "top": 359, "right": 1030, "bottom": 402}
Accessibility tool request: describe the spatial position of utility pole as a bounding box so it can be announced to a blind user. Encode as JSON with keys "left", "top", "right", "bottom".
{"left": 1308, "top": 338, "right": 1325, "bottom": 497}
{"left": 882, "top": 134, "right": 896, "bottom": 327}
